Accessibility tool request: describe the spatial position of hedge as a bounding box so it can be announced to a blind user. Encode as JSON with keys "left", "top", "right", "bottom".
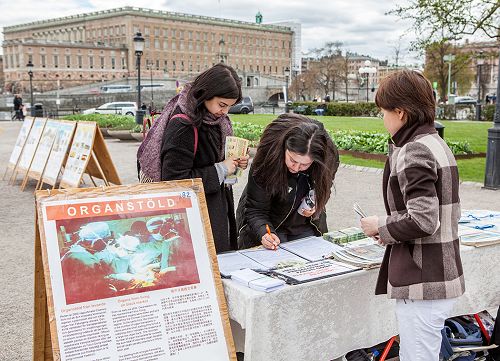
{"left": 291, "top": 101, "right": 379, "bottom": 117}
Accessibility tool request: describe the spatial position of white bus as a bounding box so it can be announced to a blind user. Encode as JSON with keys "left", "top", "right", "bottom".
{"left": 100, "top": 85, "right": 133, "bottom": 93}
{"left": 136, "top": 84, "right": 166, "bottom": 91}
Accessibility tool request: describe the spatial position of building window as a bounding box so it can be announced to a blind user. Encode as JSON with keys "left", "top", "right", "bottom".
{"left": 154, "top": 27, "right": 160, "bottom": 36}
{"left": 89, "top": 56, "right": 94, "bottom": 68}
{"left": 144, "top": 27, "right": 150, "bottom": 35}
{"left": 121, "top": 57, "right": 126, "bottom": 69}
{"left": 154, "top": 39, "right": 160, "bottom": 49}
{"left": 171, "top": 29, "right": 176, "bottom": 38}
{"left": 163, "top": 40, "right": 168, "bottom": 50}
{"left": 66, "top": 55, "right": 71, "bottom": 68}
{"left": 121, "top": 25, "right": 126, "bottom": 35}
{"left": 188, "top": 31, "right": 193, "bottom": 40}
{"left": 111, "top": 57, "right": 115, "bottom": 69}
{"left": 100, "top": 57, "right": 105, "bottom": 69}
{"left": 41, "top": 55, "right": 46, "bottom": 68}
{"left": 28, "top": 55, "right": 33, "bottom": 64}
{"left": 172, "top": 42, "right": 176, "bottom": 50}
{"left": 78, "top": 55, "right": 82, "bottom": 68}
{"left": 172, "top": 60, "right": 176, "bottom": 71}
{"left": 164, "top": 60, "right": 168, "bottom": 71}
{"left": 145, "top": 39, "right": 150, "bottom": 49}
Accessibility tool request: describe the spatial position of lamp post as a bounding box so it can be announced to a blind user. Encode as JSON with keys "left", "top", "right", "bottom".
{"left": 443, "top": 54, "right": 455, "bottom": 102}
{"left": 26, "top": 60, "right": 34, "bottom": 116}
{"left": 133, "top": 32, "right": 145, "bottom": 125}
{"left": 147, "top": 61, "right": 154, "bottom": 111}
{"left": 358, "top": 60, "right": 376, "bottom": 102}
{"left": 484, "top": 48, "right": 500, "bottom": 189}
{"left": 476, "top": 51, "right": 484, "bottom": 121}
{"left": 284, "top": 66, "right": 290, "bottom": 113}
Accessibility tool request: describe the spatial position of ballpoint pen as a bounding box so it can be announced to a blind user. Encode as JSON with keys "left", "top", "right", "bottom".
{"left": 266, "top": 224, "right": 277, "bottom": 250}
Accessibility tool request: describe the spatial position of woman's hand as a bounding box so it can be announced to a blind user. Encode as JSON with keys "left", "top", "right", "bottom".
{"left": 360, "top": 216, "right": 380, "bottom": 237}
{"left": 237, "top": 154, "right": 250, "bottom": 170}
{"left": 261, "top": 232, "right": 281, "bottom": 250}
{"left": 222, "top": 157, "right": 239, "bottom": 175}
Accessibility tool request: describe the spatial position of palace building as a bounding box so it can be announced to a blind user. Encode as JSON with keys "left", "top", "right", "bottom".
{"left": 2, "top": 7, "right": 297, "bottom": 92}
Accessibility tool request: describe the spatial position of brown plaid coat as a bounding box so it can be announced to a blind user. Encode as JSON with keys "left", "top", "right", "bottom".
{"left": 375, "top": 123, "right": 465, "bottom": 300}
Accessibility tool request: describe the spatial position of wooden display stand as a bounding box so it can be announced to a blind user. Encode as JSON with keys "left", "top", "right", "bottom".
{"left": 3, "top": 116, "right": 35, "bottom": 181}
{"left": 33, "top": 180, "right": 236, "bottom": 361}
{"left": 9, "top": 118, "right": 47, "bottom": 187}
{"left": 38, "top": 121, "right": 77, "bottom": 190}
{"left": 58, "top": 121, "right": 121, "bottom": 189}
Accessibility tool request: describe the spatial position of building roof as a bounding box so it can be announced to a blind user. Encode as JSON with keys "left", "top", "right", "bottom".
{"left": 3, "top": 6, "right": 293, "bottom": 34}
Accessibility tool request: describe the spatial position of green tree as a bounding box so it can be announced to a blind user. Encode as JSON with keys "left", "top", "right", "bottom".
{"left": 423, "top": 41, "right": 474, "bottom": 100}
{"left": 389, "top": 1, "right": 499, "bottom": 47}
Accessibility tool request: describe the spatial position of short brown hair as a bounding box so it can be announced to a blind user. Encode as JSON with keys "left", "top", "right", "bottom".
{"left": 375, "top": 69, "right": 435, "bottom": 125}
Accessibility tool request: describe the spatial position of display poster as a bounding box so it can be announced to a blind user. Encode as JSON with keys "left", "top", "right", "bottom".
{"left": 35, "top": 181, "right": 235, "bottom": 361}
{"left": 18, "top": 118, "right": 47, "bottom": 171}
{"left": 59, "top": 122, "right": 96, "bottom": 189}
{"left": 42, "top": 121, "right": 77, "bottom": 186}
{"left": 7, "top": 116, "right": 35, "bottom": 167}
{"left": 28, "top": 120, "right": 61, "bottom": 178}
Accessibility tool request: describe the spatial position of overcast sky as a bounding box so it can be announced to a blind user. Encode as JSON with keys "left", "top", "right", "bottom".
{"left": 1, "top": 0, "right": 422, "bottom": 64}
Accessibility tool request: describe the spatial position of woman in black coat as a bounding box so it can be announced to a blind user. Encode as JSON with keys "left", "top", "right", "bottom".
{"left": 237, "top": 114, "right": 339, "bottom": 249}
{"left": 159, "top": 64, "right": 248, "bottom": 253}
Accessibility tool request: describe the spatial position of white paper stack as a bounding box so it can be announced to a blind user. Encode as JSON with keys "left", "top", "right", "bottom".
{"left": 230, "top": 268, "right": 285, "bottom": 292}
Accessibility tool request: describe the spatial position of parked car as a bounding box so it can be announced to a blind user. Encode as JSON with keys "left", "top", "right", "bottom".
{"left": 294, "top": 105, "right": 308, "bottom": 114}
{"left": 454, "top": 96, "right": 477, "bottom": 105}
{"left": 82, "top": 102, "right": 137, "bottom": 116}
{"left": 229, "top": 96, "right": 254, "bottom": 114}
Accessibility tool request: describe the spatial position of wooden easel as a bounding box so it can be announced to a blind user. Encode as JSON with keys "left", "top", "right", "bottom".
{"left": 9, "top": 118, "right": 47, "bottom": 186}
{"left": 22, "top": 120, "right": 60, "bottom": 191}
{"left": 3, "top": 116, "right": 35, "bottom": 181}
{"left": 38, "top": 121, "right": 77, "bottom": 190}
{"left": 59, "top": 122, "right": 121, "bottom": 189}
{"left": 33, "top": 181, "right": 236, "bottom": 361}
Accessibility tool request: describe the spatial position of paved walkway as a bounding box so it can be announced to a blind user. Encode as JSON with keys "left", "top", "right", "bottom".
{"left": 0, "top": 121, "right": 499, "bottom": 360}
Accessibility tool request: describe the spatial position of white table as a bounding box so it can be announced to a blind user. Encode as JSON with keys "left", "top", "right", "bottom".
{"left": 222, "top": 244, "right": 500, "bottom": 361}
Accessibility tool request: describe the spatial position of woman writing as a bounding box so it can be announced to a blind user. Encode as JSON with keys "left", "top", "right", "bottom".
{"left": 139, "top": 63, "right": 248, "bottom": 253}
{"left": 360, "top": 70, "right": 464, "bottom": 361}
{"left": 236, "top": 114, "right": 339, "bottom": 249}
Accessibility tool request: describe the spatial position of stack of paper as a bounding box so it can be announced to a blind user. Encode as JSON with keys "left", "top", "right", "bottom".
{"left": 239, "top": 248, "right": 307, "bottom": 269}
{"left": 458, "top": 224, "right": 500, "bottom": 247}
{"left": 231, "top": 268, "right": 285, "bottom": 292}
{"left": 323, "top": 230, "right": 349, "bottom": 244}
{"left": 338, "top": 227, "right": 367, "bottom": 242}
{"left": 278, "top": 236, "right": 343, "bottom": 261}
{"left": 327, "top": 238, "right": 385, "bottom": 268}
{"left": 217, "top": 252, "right": 270, "bottom": 278}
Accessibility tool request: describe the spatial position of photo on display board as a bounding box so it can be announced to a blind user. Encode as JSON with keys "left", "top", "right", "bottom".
{"left": 56, "top": 210, "right": 199, "bottom": 304}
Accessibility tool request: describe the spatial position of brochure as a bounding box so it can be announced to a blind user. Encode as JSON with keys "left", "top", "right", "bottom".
{"left": 271, "top": 259, "right": 360, "bottom": 284}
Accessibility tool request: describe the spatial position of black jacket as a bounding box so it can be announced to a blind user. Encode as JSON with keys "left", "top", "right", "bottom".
{"left": 236, "top": 167, "right": 327, "bottom": 249}
{"left": 160, "top": 110, "right": 237, "bottom": 253}
{"left": 13, "top": 97, "right": 22, "bottom": 110}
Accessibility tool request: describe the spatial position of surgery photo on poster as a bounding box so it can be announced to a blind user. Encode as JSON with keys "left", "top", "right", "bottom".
{"left": 56, "top": 210, "right": 200, "bottom": 304}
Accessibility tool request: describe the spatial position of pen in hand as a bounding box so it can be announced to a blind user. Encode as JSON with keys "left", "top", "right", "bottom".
{"left": 266, "top": 224, "right": 278, "bottom": 251}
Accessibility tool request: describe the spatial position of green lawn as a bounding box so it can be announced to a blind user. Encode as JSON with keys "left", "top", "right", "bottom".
{"left": 231, "top": 114, "right": 491, "bottom": 183}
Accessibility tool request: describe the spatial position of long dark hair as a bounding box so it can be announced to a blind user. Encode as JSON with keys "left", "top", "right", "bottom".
{"left": 252, "top": 114, "right": 339, "bottom": 217}
{"left": 188, "top": 63, "right": 242, "bottom": 127}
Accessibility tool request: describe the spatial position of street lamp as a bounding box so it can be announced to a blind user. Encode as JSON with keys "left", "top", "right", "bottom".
{"left": 443, "top": 54, "right": 455, "bottom": 102}
{"left": 147, "top": 61, "right": 154, "bottom": 112}
{"left": 133, "top": 32, "right": 145, "bottom": 125}
{"left": 284, "top": 66, "right": 290, "bottom": 113}
{"left": 26, "top": 60, "right": 34, "bottom": 116}
{"left": 484, "top": 48, "right": 500, "bottom": 189}
{"left": 476, "top": 51, "right": 484, "bottom": 121}
{"left": 358, "top": 60, "right": 376, "bottom": 102}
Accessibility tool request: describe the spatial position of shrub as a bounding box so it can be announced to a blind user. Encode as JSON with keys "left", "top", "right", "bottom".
{"left": 232, "top": 122, "right": 265, "bottom": 147}
{"left": 64, "top": 114, "right": 136, "bottom": 129}
{"left": 483, "top": 105, "right": 496, "bottom": 122}
{"left": 291, "top": 102, "right": 379, "bottom": 117}
{"left": 328, "top": 130, "right": 389, "bottom": 153}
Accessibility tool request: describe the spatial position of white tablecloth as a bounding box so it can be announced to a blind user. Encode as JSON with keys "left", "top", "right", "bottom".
{"left": 222, "top": 244, "right": 500, "bottom": 361}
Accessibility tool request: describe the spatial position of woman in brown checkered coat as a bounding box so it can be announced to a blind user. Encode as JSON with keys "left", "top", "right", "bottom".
{"left": 360, "top": 70, "right": 465, "bottom": 361}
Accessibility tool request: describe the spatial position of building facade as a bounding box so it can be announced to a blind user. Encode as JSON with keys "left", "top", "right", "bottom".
{"left": 2, "top": 7, "right": 294, "bottom": 92}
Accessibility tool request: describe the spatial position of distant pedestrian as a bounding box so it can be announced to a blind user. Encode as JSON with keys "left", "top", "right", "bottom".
{"left": 13, "top": 94, "right": 24, "bottom": 121}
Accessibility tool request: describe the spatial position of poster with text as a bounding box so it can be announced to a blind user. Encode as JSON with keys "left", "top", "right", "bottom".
{"left": 29, "top": 120, "right": 61, "bottom": 178}
{"left": 18, "top": 117, "right": 47, "bottom": 171}
{"left": 36, "top": 182, "right": 234, "bottom": 361}
{"left": 8, "top": 116, "right": 34, "bottom": 167}
{"left": 59, "top": 122, "right": 96, "bottom": 188}
{"left": 42, "top": 121, "right": 77, "bottom": 186}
